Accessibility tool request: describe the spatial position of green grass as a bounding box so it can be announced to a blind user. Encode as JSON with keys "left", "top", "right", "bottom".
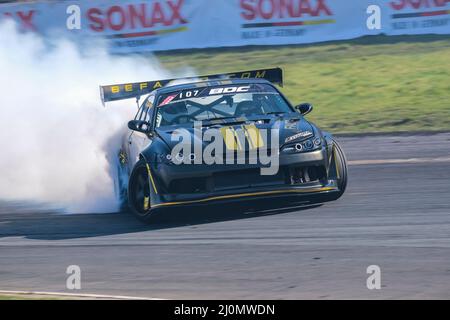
{"left": 156, "top": 35, "right": 450, "bottom": 134}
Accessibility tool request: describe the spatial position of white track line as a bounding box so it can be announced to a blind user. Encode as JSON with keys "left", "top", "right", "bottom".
{"left": 348, "top": 156, "right": 450, "bottom": 166}
{"left": 0, "top": 290, "right": 165, "bottom": 300}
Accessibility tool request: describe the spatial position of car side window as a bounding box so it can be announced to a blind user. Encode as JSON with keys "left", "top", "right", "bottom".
{"left": 142, "top": 95, "right": 155, "bottom": 123}
{"left": 134, "top": 105, "right": 145, "bottom": 121}
{"left": 134, "top": 94, "right": 155, "bottom": 122}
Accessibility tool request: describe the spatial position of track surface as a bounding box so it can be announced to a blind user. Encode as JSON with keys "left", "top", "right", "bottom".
{"left": 1, "top": 133, "right": 449, "bottom": 299}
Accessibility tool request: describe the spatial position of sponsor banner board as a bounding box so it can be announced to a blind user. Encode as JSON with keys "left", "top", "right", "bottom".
{"left": 0, "top": 0, "right": 449, "bottom": 53}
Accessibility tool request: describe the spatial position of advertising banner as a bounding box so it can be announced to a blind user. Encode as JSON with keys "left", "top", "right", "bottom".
{"left": 231, "top": 0, "right": 369, "bottom": 46}
{"left": 0, "top": 0, "right": 213, "bottom": 52}
{"left": 385, "top": 0, "right": 450, "bottom": 35}
{"left": 0, "top": 0, "right": 449, "bottom": 53}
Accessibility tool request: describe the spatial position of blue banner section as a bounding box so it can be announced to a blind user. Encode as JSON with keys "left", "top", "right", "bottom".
{"left": 0, "top": 0, "right": 449, "bottom": 52}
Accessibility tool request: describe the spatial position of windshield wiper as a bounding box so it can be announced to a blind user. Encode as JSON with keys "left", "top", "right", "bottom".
{"left": 206, "top": 116, "right": 237, "bottom": 121}
{"left": 203, "top": 116, "right": 247, "bottom": 127}
{"left": 265, "top": 111, "right": 287, "bottom": 116}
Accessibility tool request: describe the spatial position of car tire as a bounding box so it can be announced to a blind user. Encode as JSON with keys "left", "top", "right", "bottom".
{"left": 128, "top": 159, "right": 155, "bottom": 222}
{"left": 116, "top": 161, "right": 129, "bottom": 212}
{"left": 331, "top": 138, "right": 348, "bottom": 198}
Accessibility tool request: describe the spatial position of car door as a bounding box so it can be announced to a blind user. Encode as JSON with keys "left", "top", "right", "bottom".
{"left": 128, "top": 95, "right": 155, "bottom": 168}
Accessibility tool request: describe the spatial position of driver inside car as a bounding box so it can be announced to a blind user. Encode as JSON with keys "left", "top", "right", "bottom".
{"left": 159, "top": 102, "right": 190, "bottom": 126}
{"left": 234, "top": 94, "right": 265, "bottom": 117}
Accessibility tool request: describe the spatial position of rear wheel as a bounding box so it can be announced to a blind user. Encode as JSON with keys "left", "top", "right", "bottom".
{"left": 116, "top": 157, "right": 129, "bottom": 212}
{"left": 128, "top": 159, "right": 154, "bottom": 222}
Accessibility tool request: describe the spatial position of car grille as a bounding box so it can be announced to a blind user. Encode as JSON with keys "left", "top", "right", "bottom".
{"left": 213, "top": 168, "right": 285, "bottom": 191}
{"left": 167, "top": 165, "right": 327, "bottom": 194}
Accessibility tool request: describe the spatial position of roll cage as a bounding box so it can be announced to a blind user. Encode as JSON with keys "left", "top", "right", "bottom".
{"left": 133, "top": 80, "right": 296, "bottom": 133}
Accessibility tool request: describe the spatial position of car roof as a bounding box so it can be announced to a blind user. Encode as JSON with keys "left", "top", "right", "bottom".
{"left": 152, "top": 78, "right": 274, "bottom": 95}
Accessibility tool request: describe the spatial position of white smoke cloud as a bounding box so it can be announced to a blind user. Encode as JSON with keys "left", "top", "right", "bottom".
{"left": 0, "top": 21, "right": 173, "bottom": 213}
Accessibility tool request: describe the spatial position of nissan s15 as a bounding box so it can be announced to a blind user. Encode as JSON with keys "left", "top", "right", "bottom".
{"left": 100, "top": 68, "right": 347, "bottom": 221}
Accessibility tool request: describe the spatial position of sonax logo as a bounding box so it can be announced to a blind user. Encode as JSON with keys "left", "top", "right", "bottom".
{"left": 87, "top": 0, "right": 188, "bottom": 38}
{"left": 239, "top": 0, "right": 335, "bottom": 39}
{"left": 241, "top": 0, "right": 333, "bottom": 20}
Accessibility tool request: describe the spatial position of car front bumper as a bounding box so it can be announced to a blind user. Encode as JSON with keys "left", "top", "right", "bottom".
{"left": 148, "top": 147, "right": 339, "bottom": 209}
{"left": 150, "top": 180, "right": 340, "bottom": 209}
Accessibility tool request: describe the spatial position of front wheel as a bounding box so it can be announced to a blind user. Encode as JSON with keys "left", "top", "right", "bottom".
{"left": 331, "top": 138, "right": 348, "bottom": 199}
{"left": 128, "top": 159, "right": 154, "bottom": 222}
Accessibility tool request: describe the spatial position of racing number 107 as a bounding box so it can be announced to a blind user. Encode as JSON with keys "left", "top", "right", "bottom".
{"left": 179, "top": 90, "right": 200, "bottom": 99}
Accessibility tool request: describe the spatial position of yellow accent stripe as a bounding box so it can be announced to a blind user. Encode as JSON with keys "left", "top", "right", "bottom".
{"left": 221, "top": 127, "right": 238, "bottom": 151}
{"left": 152, "top": 187, "right": 336, "bottom": 208}
{"left": 156, "top": 26, "right": 189, "bottom": 35}
{"left": 234, "top": 127, "right": 243, "bottom": 151}
{"left": 221, "top": 125, "right": 264, "bottom": 151}
{"left": 146, "top": 164, "right": 158, "bottom": 195}
{"left": 143, "top": 197, "right": 150, "bottom": 211}
{"left": 302, "top": 19, "right": 336, "bottom": 26}
{"left": 243, "top": 125, "right": 254, "bottom": 150}
{"left": 244, "top": 124, "right": 264, "bottom": 149}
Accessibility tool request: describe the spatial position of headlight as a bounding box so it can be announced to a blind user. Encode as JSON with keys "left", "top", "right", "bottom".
{"left": 282, "top": 137, "right": 322, "bottom": 154}
{"left": 304, "top": 139, "right": 313, "bottom": 150}
{"left": 313, "top": 137, "right": 322, "bottom": 146}
{"left": 295, "top": 143, "right": 303, "bottom": 152}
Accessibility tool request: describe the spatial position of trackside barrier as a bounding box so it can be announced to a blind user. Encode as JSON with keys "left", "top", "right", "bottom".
{"left": 0, "top": 0, "right": 449, "bottom": 53}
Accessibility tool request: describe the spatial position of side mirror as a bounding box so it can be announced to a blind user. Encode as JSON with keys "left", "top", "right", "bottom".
{"left": 295, "top": 103, "right": 313, "bottom": 116}
{"left": 128, "top": 120, "right": 151, "bottom": 134}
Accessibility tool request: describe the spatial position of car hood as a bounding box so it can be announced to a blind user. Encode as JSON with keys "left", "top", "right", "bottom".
{"left": 155, "top": 114, "right": 315, "bottom": 151}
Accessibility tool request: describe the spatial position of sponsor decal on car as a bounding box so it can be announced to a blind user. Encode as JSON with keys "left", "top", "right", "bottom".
{"left": 209, "top": 86, "right": 251, "bottom": 95}
{"left": 285, "top": 131, "right": 313, "bottom": 143}
{"left": 160, "top": 94, "right": 177, "bottom": 106}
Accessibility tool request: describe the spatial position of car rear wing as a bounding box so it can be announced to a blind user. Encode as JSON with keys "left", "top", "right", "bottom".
{"left": 99, "top": 67, "right": 283, "bottom": 106}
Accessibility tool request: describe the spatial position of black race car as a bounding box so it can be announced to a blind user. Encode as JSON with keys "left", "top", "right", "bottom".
{"left": 100, "top": 68, "right": 347, "bottom": 221}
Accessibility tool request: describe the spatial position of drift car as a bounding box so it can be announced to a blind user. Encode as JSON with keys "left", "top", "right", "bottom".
{"left": 100, "top": 68, "right": 347, "bottom": 221}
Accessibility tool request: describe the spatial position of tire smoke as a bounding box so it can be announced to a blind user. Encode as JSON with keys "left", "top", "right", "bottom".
{"left": 0, "top": 21, "right": 172, "bottom": 213}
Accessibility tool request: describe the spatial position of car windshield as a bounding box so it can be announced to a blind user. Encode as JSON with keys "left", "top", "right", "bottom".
{"left": 155, "top": 83, "right": 294, "bottom": 128}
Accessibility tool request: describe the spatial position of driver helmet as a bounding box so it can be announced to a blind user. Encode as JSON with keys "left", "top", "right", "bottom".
{"left": 253, "top": 93, "right": 267, "bottom": 106}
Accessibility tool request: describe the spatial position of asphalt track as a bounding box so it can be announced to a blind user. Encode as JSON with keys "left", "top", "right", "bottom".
{"left": 1, "top": 133, "right": 449, "bottom": 299}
